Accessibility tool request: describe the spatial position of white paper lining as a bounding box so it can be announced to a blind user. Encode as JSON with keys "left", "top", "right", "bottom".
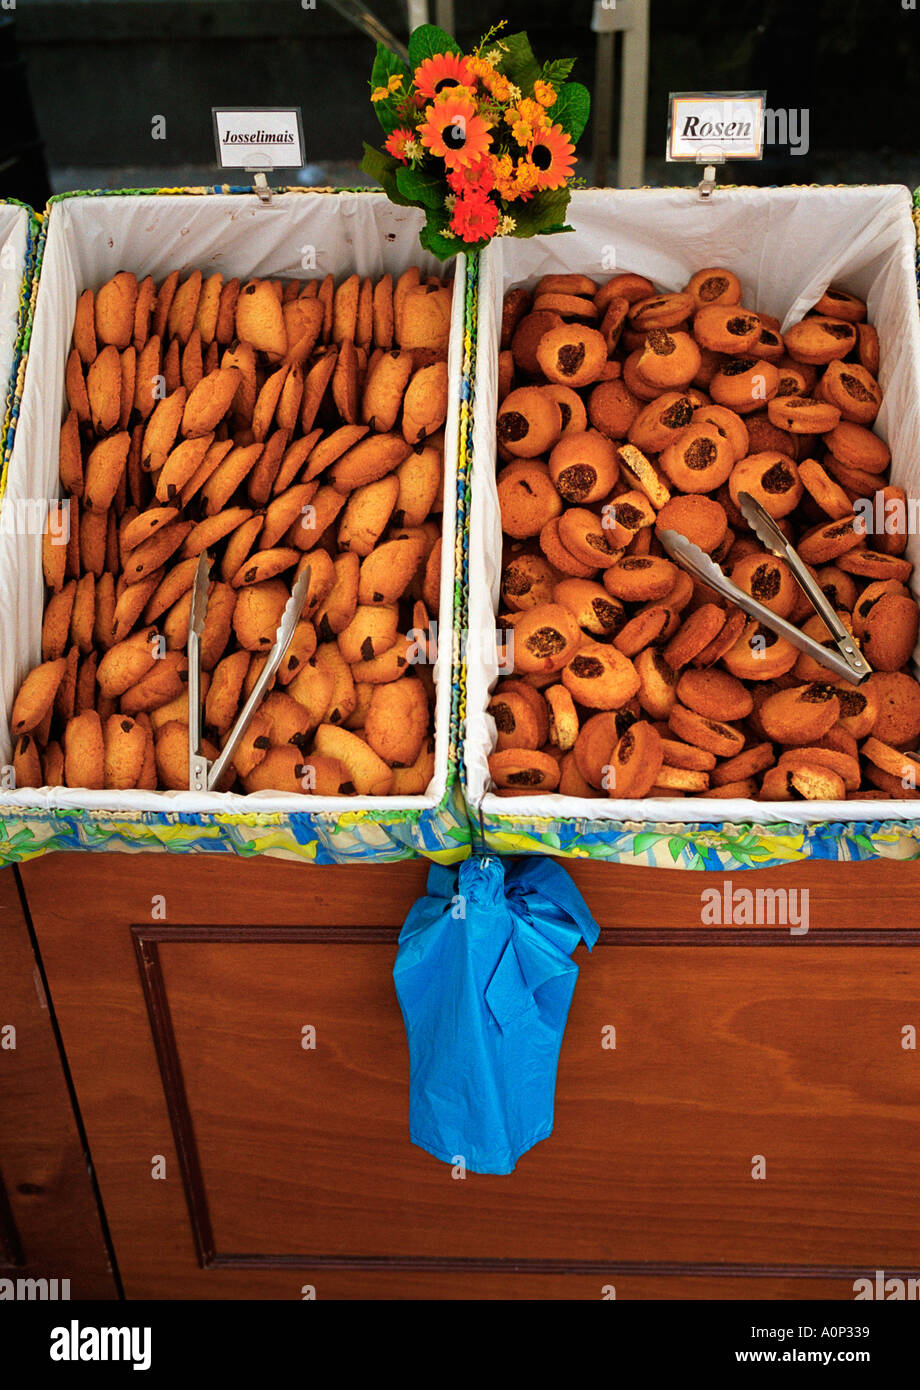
{"left": 0, "top": 203, "right": 30, "bottom": 441}
{"left": 0, "top": 191, "right": 461, "bottom": 815}
{"left": 465, "top": 186, "right": 920, "bottom": 825}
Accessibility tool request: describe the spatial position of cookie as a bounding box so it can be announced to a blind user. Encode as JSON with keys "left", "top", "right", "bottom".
{"left": 488, "top": 747, "right": 561, "bottom": 792}
{"left": 313, "top": 723, "right": 393, "bottom": 795}
{"left": 497, "top": 386, "right": 561, "bottom": 459}
{"left": 64, "top": 709, "right": 105, "bottom": 789}
{"left": 11, "top": 658, "right": 67, "bottom": 735}
{"left": 561, "top": 642, "right": 641, "bottom": 709}
{"left": 606, "top": 721, "right": 663, "bottom": 798}
{"left": 758, "top": 682, "right": 841, "bottom": 746}
{"left": 548, "top": 429, "right": 619, "bottom": 504}
{"left": 536, "top": 324, "right": 607, "bottom": 387}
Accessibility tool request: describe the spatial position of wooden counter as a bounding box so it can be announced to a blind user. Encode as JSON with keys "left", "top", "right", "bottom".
{"left": 5, "top": 851, "right": 920, "bottom": 1300}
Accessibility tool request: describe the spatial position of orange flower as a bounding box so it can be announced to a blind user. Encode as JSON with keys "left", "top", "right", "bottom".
{"left": 414, "top": 51, "right": 474, "bottom": 101}
{"left": 490, "top": 153, "right": 517, "bottom": 201}
{"left": 527, "top": 122, "right": 576, "bottom": 189}
{"left": 384, "top": 128, "right": 416, "bottom": 165}
{"left": 517, "top": 97, "right": 547, "bottom": 128}
{"left": 483, "top": 70, "right": 513, "bottom": 103}
{"left": 533, "top": 80, "right": 557, "bottom": 108}
{"left": 513, "top": 159, "right": 540, "bottom": 201}
{"left": 466, "top": 56, "right": 496, "bottom": 84}
{"left": 419, "top": 94, "right": 494, "bottom": 168}
{"left": 510, "top": 120, "right": 533, "bottom": 146}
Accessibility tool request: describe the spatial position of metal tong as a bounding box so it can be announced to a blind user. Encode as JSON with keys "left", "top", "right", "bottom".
{"left": 658, "top": 489, "right": 871, "bottom": 686}
{"left": 187, "top": 553, "right": 312, "bottom": 791}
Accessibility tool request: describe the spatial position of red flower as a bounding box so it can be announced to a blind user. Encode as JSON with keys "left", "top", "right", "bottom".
{"left": 384, "top": 127, "right": 416, "bottom": 164}
{"left": 450, "top": 192, "right": 500, "bottom": 243}
{"left": 447, "top": 156, "right": 495, "bottom": 197}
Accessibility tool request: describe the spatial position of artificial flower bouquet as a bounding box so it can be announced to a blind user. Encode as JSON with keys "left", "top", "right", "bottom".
{"left": 362, "top": 23, "right": 590, "bottom": 259}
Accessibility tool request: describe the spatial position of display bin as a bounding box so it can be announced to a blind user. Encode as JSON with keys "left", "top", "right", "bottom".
{"left": 464, "top": 185, "right": 920, "bottom": 870}
{"left": 0, "top": 198, "right": 40, "bottom": 511}
{"left": 0, "top": 186, "right": 472, "bottom": 867}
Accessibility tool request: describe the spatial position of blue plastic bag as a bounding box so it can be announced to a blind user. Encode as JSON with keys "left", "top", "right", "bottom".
{"left": 393, "top": 855, "right": 600, "bottom": 1174}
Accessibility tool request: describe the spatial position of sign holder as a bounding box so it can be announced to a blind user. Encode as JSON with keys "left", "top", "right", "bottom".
{"left": 211, "top": 106, "right": 305, "bottom": 207}
{"left": 666, "top": 91, "right": 765, "bottom": 201}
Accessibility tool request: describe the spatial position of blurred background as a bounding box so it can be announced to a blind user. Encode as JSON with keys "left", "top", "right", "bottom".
{"left": 4, "top": 0, "right": 919, "bottom": 209}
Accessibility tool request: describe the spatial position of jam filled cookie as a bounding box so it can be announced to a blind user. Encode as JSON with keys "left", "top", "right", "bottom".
{"left": 606, "top": 720, "right": 663, "bottom": 797}
{"left": 513, "top": 603, "right": 584, "bottom": 674}
{"left": 502, "top": 553, "right": 560, "bottom": 611}
{"left": 536, "top": 324, "right": 608, "bottom": 388}
{"left": 488, "top": 747, "right": 561, "bottom": 792}
{"left": 548, "top": 429, "right": 620, "bottom": 504}
{"left": 710, "top": 358, "right": 780, "bottom": 414}
{"left": 728, "top": 452, "right": 802, "bottom": 519}
{"left": 684, "top": 267, "right": 743, "bottom": 309}
{"left": 819, "top": 360, "right": 881, "bottom": 425}
{"left": 554, "top": 578, "right": 625, "bottom": 636}
{"left": 693, "top": 304, "right": 763, "bottom": 355}
{"left": 496, "top": 386, "right": 562, "bottom": 458}
{"left": 561, "top": 642, "right": 641, "bottom": 709}
{"left": 784, "top": 316, "right": 857, "bottom": 365}
{"left": 758, "top": 682, "right": 841, "bottom": 746}
{"left": 659, "top": 424, "right": 734, "bottom": 493}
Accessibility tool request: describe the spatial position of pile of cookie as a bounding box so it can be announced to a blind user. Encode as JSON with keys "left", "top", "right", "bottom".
{"left": 9, "top": 265, "right": 449, "bottom": 795}
{"left": 489, "top": 268, "right": 920, "bottom": 801}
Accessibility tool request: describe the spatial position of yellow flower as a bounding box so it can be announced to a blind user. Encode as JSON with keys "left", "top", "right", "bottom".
{"left": 511, "top": 120, "right": 533, "bottom": 146}
{"left": 466, "top": 56, "right": 495, "bottom": 82}
{"left": 388, "top": 74, "right": 404, "bottom": 93}
{"left": 490, "top": 153, "right": 517, "bottom": 201}
{"left": 484, "top": 71, "right": 512, "bottom": 103}
{"left": 517, "top": 97, "right": 547, "bottom": 128}
{"left": 533, "top": 80, "right": 557, "bottom": 107}
{"left": 370, "top": 86, "right": 391, "bottom": 103}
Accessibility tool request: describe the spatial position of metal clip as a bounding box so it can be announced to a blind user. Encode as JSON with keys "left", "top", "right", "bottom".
{"left": 696, "top": 149, "right": 724, "bottom": 201}
{"left": 698, "top": 164, "right": 718, "bottom": 200}
{"left": 251, "top": 171, "right": 273, "bottom": 206}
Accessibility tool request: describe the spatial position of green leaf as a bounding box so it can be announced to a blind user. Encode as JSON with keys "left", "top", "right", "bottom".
{"left": 408, "top": 23, "right": 462, "bottom": 69}
{"left": 370, "top": 43, "right": 410, "bottom": 135}
{"left": 851, "top": 832, "right": 877, "bottom": 854}
{"left": 668, "top": 836, "right": 687, "bottom": 862}
{"left": 551, "top": 81, "right": 591, "bottom": 143}
{"left": 498, "top": 31, "right": 542, "bottom": 95}
{"left": 419, "top": 213, "right": 461, "bottom": 263}
{"left": 508, "top": 187, "right": 571, "bottom": 238}
{"left": 396, "top": 164, "right": 444, "bottom": 211}
{"left": 541, "top": 58, "right": 575, "bottom": 88}
{"left": 371, "top": 41, "right": 409, "bottom": 90}
{"left": 361, "top": 142, "right": 413, "bottom": 207}
{"left": 632, "top": 831, "right": 664, "bottom": 854}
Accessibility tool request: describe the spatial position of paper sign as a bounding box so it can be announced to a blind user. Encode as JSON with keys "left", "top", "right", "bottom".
{"left": 667, "top": 92, "right": 765, "bottom": 162}
{"left": 212, "top": 107, "right": 305, "bottom": 170}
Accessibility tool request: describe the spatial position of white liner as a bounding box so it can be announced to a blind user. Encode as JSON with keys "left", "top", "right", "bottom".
{"left": 466, "top": 186, "right": 920, "bottom": 825}
{"left": 0, "top": 191, "right": 461, "bottom": 815}
{"left": 0, "top": 203, "right": 31, "bottom": 435}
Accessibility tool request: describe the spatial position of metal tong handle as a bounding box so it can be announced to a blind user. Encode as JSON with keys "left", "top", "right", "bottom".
{"left": 188, "top": 551, "right": 212, "bottom": 793}
{"left": 657, "top": 530, "right": 870, "bottom": 686}
{"left": 204, "top": 565, "right": 312, "bottom": 792}
{"left": 736, "top": 491, "right": 871, "bottom": 680}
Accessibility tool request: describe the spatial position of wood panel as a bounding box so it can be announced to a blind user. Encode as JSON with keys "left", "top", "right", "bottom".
{"left": 17, "top": 843, "right": 920, "bottom": 1299}
{"left": 0, "top": 867, "right": 115, "bottom": 1298}
{"left": 567, "top": 856, "right": 920, "bottom": 931}
{"left": 20, "top": 851, "right": 430, "bottom": 929}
